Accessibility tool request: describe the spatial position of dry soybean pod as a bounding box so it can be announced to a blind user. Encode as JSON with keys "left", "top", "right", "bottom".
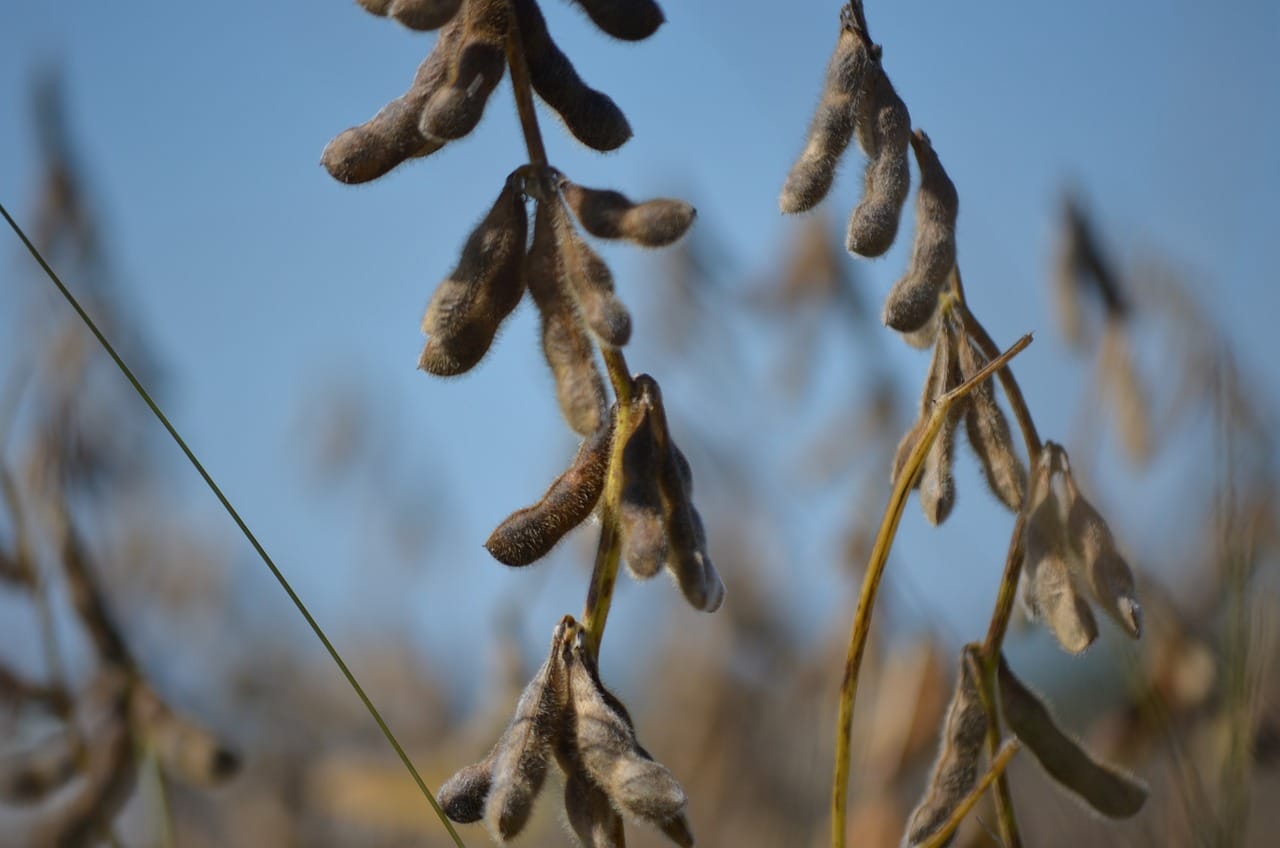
{"left": 133, "top": 687, "right": 239, "bottom": 787}
{"left": 419, "top": 174, "right": 527, "bottom": 376}
{"left": 389, "top": 0, "right": 463, "bottom": 31}
{"left": 321, "top": 19, "right": 463, "bottom": 183}
{"left": 526, "top": 197, "right": 608, "bottom": 435}
{"left": 572, "top": 0, "right": 665, "bottom": 42}
{"left": 515, "top": 0, "right": 633, "bottom": 151}
{"left": 1023, "top": 494, "right": 1098, "bottom": 655}
{"left": 883, "top": 131, "right": 958, "bottom": 332}
{"left": 918, "top": 317, "right": 963, "bottom": 524}
{"left": 419, "top": 0, "right": 508, "bottom": 141}
{"left": 956, "top": 333, "right": 1025, "bottom": 512}
{"left": 845, "top": 62, "right": 910, "bottom": 257}
{"left": 548, "top": 196, "right": 632, "bottom": 347}
{"left": 780, "top": 9, "right": 870, "bottom": 214}
{"left": 564, "top": 770, "right": 626, "bottom": 848}
{"left": 1062, "top": 470, "right": 1142, "bottom": 638}
{"left": 356, "top": 0, "right": 394, "bottom": 16}
{"left": 559, "top": 180, "right": 695, "bottom": 247}
{"left": 998, "top": 656, "right": 1147, "bottom": 818}
{"left": 903, "top": 648, "right": 987, "bottom": 847}
{"left": 484, "top": 417, "right": 613, "bottom": 566}
{"left": 438, "top": 752, "right": 497, "bottom": 823}
{"left": 618, "top": 396, "right": 667, "bottom": 579}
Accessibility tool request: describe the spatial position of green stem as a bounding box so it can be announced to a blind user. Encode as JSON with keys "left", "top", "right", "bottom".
{"left": 0, "top": 203, "right": 466, "bottom": 848}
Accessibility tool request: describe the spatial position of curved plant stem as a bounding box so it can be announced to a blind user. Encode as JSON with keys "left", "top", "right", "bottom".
{"left": 504, "top": 1, "right": 547, "bottom": 168}
{"left": 830, "top": 334, "right": 1031, "bottom": 848}
{"left": 0, "top": 202, "right": 467, "bottom": 848}
{"left": 917, "top": 739, "right": 1021, "bottom": 848}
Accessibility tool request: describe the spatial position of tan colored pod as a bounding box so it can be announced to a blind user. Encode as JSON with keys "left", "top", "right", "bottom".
{"left": 956, "top": 335, "right": 1025, "bottom": 512}
{"left": 572, "top": 0, "right": 665, "bottom": 42}
{"left": 919, "top": 320, "right": 963, "bottom": 525}
{"left": 420, "top": 176, "right": 527, "bottom": 376}
{"left": 322, "top": 20, "right": 462, "bottom": 183}
{"left": 419, "top": 0, "right": 507, "bottom": 141}
{"left": 999, "top": 656, "right": 1148, "bottom": 818}
{"left": 846, "top": 64, "right": 910, "bottom": 257}
{"left": 1023, "top": 489, "right": 1098, "bottom": 655}
{"left": 526, "top": 198, "right": 608, "bottom": 435}
{"left": 883, "top": 131, "right": 958, "bottom": 333}
{"left": 515, "top": 0, "right": 632, "bottom": 151}
{"left": 356, "top": 0, "right": 394, "bottom": 15}
{"left": 619, "top": 398, "right": 668, "bottom": 579}
{"left": 564, "top": 770, "right": 626, "bottom": 847}
{"left": 388, "top": 0, "right": 462, "bottom": 30}
{"left": 780, "top": 13, "right": 870, "bottom": 214}
{"left": 1063, "top": 471, "right": 1142, "bottom": 638}
{"left": 133, "top": 687, "right": 239, "bottom": 788}
{"left": 549, "top": 198, "right": 632, "bottom": 347}
{"left": 560, "top": 181, "right": 696, "bottom": 247}
{"left": 438, "top": 753, "right": 496, "bottom": 823}
{"left": 484, "top": 418, "right": 613, "bottom": 566}
{"left": 903, "top": 648, "right": 987, "bottom": 847}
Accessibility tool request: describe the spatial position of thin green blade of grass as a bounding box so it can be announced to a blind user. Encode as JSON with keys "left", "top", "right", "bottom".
{"left": 0, "top": 201, "right": 467, "bottom": 848}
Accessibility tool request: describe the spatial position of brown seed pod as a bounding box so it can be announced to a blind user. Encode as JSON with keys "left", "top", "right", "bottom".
{"left": 438, "top": 754, "right": 496, "bottom": 823}
{"left": 1022, "top": 468, "right": 1098, "bottom": 655}
{"left": 890, "top": 417, "right": 926, "bottom": 490}
{"left": 484, "top": 418, "right": 614, "bottom": 566}
{"left": 956, "top": 335, "right": 1025, "bottom": 511}
{"left": 515, "top": 0, "right": 633, "bottom": 151}
{"left": 1063, "top": 471, "right": 1142, "bottom": 638}
{"left": 420, "top": 175, "right": 527, "bottom": 376}
{"left": 485, "top": 642, "right": 564, "bottom": 841}
{"left": 564, "top": 770, "right": 626, "bottom": 847}
{"left": 903, "top": 649, "right": 987, "bottom": 847}
{"left": 619, "top": 397, "right": 668, "bottom": 579}
{"left": 321, "top": 20, "right": 463, "bottom": 184}
{"left": 918, "top": 318, "right": 963, "bottom": 524}
{"left": 132, "top": 687, "right": 239, "bottom": 788}
{"left": 571, "top": 0, "right": 665, "bottom": 42}
{"left": 388, "top": 0, "right": 463, "bottom": 30}
{"left": 560, "top": 181, "right": 696, "bottom": 247}
{"left": 779, "top": 13, "right": 871, "bottom": 214}
{"left": 526, "top": 198, "right": 608, "bottom": 435}
{"left": 548, "top": 198, "right": 632, "bottom": 347}
{"left": 356, "top": 0, "right": 395, "bottom": 15}
{"left": 883, "top": 131, "right": 958, "bottom": 332}
{"left": 419, "top": 0, "right": 508, "bottom": 141}
{"left": 998, "top": 656, "right": 1148, "bottom": 818}
{"left": 845, "top": 63, "right": 910, "bottom": 257}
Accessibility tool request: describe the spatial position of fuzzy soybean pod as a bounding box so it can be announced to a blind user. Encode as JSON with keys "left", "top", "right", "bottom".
{"left": 567, "top": 633, "right": 692, "bottom": 841}
{"left": 572, "top": 0, "right": 665, "bottom": 41}
{"left": 387, "top": 0, "right": 463, "bottom": 30}
{"left": 779, "top": 12, "right": 870, "bottom": 214}
{"left": 883, "top": 132, "right": 959, "bottom": 332}
{"left": 846, "top": 63, "right": 910, "bottom": 258}
{"left": 419, "top": 0, "right": 508, "bottom": 141}
{"left": 484, "top": 418, "right": 614, "bottom": 566}
{"left": 549, "top": 199, "right": 633, "bottom": 347}
{"left": 565, "top": 771, "right": 626, "bottom": 848}
{"left": 956, "top": 335, "right": 1025, "bottom": 512}
{"left": 420, "top": 176, "right": 527, "bottom": 376}
{"left": 998, "top": 656, "right": 1148, "bottom": 818}
{"left": 903, "top": 649, "right": 987, "bottom": 847}
{"left": 618, "top": 397, "right": 668, "bottom": 579}
{"left": 918, "top": 319, "right": 963, "bottom": 524}
{"left": 526, "top": 199, "right": 608, "bottom": 436}
{"left": 438, "top": 752, "right": 497, "bottom": 823}
{"left": 1063, "top": 471, "right": 1142, "bottom": 638}
{"left": 484, "top": 641, "right": 565, "bottom": 841}
{"left": 560, "top": 180, "right": 696, "bottom": 247}
{"left": 515, "top": 0, "right": 633, "bottom": 151}
{"left": 322, "top": 19, "right": 462, "bottom": 184}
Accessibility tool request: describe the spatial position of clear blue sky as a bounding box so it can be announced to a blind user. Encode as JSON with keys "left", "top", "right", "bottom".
{"left": 2, "top": 1, "right": 1277, "bottom": 695}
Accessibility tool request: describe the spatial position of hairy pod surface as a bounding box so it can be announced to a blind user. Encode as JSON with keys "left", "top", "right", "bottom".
{"left": 956, "top": 334, "right": 1025, "bottom": 511}
{"left": 419, "top": 0, "right": 508, "bottom": 140}
{"left": 1023, "top": 464, "right": 1098, "bottom": 654}
{"left": 356, "top": 0, "right": 395, "bottom": 16}
{"left": 1063, "top": 472, "right": 1142, "bottom": 637}
{"left": 883, "top": 132, "right": 958, "bottom": 332}
{"left": 515, "top": 0, "right": 633, "bottom": 151}
{"left": 998, "top": 656, "right": 1148, "bottom": 818}
{"left": 420, "top": 176, "right": 527, "bottom": 375}
{"left": 619, "top": 398, "right": 668, "bottom": 579}
{"left": 903, "top": 650, "right": 987, "bottom": 847}
{"left": 572, "top": 0, "right": 665, "bottom": 41}
{"left": 564, "top": 770, "right": 626, "bottom": 847}
{"left": 560, "top": 181, "right": 695, "bottom": 247}
{"left": 549, "top": 198, "right": 632, "bottom": 347}
{"left": 321, "top": 19, "right": 463, "bottom": 183}
{"left": 485, "top": 418, "right": 613, "bottom": 566}
{"left": 846, "top": 63, "right": 910, "bottom": 257}
{"left": 919, "top": 319, "right": 963, "bottom": 525}
{"left": 438, "top": 754, "right": 496, "bottom": 823}
{"left": 388, "top": 0, "right": 463, "bottom": 30}
{"left": 527, "top": 199, "right": 608, "bottom": 435}
{"left": 779, "top": 18, "right": 870, "bottom": 214}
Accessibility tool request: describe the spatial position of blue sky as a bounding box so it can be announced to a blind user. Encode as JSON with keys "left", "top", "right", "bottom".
{"left": 2, "top": 1, "right": 1277, "bottom": 698}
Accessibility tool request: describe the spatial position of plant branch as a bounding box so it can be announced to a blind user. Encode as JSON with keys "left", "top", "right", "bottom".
{"left": 831, "top": 333, "right": 1032, "bottom": 848}
{"left": 505, "top": 3, "right": 547, "bottom": 167}
{"left": 917, "top": 739, "right": 1022, "bottom": 848}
